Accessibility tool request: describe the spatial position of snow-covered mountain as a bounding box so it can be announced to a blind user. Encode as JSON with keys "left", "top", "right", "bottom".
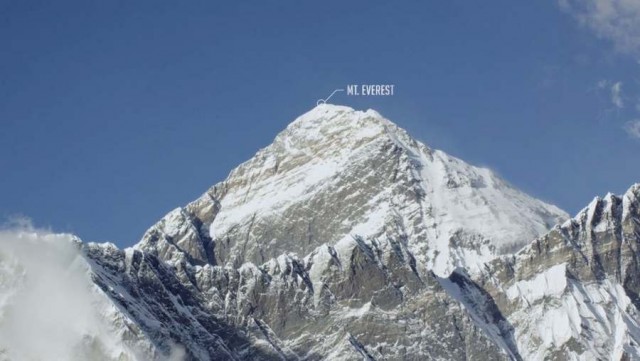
{"left": 3, "top": 104, "right": 639, "bottom": 360}
{"left": 136, "top": 104, "right": 567, "bottom": 277}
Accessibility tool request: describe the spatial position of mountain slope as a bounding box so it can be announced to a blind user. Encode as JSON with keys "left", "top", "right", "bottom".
{"left": 136, "top": 104, "right": 567, "bottom": 277}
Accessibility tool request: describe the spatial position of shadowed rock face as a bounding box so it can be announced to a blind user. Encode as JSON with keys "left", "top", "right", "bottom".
{"left": 73, "top": 105, "right": 640, "bottom": 360}
{"left": 86, "top": 234, "right": 512, "bottom": 360}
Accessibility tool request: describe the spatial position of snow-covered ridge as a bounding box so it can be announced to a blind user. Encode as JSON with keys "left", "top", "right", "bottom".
{"left": 466, "top": 183, "right": 640, "bottom": 360}
{"left": 27, "top": 181, "right": 635, "bottom": 360}
{"left": 80, "top": 181, "right": 640, "bottom": 360}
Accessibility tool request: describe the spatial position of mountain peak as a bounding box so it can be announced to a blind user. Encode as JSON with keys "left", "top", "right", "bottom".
{"left": 271, "top": 104, "right": 419, "bottom": 168}
{"left": 282, "top": 103, "right": 395, "bottom": 143}
{"left": 136, "top": 105, "right": 568, "bottom": 277}
{"left": 289, "top": 103, "right": 383, "bottom": 128}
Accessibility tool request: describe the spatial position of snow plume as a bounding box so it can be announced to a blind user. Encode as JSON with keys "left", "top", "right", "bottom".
{"left": 0, "top": 222, "right": 142, "bottom": 361}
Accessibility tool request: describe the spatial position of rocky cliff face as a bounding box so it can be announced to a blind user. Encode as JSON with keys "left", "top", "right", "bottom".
{"left": 455, "top": 185, "right": 640, "bottom": 360}
{"left": 6, "top": 104, "right": 637, "bottom": 360}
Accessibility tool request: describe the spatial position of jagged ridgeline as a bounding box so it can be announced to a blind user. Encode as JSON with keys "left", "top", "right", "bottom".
{"left": 5, "top": 105, "right": 640, "bottom": 360}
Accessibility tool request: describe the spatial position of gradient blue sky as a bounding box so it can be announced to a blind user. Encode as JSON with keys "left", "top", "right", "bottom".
{"left": 2, "top": 1, "right": 639, "bottom": 247}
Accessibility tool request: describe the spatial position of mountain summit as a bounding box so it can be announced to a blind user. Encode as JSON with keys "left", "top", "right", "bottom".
{"left": 136, "top": 104, "right": 567, "bottom": 277}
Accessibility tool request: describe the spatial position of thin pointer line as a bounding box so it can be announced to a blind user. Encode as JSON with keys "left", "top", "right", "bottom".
{"left": 317, "top": 89, "right": 345, "bottom": 106}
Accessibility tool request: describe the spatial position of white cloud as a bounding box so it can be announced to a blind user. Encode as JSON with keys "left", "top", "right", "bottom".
{"left": 560, "top": 0, "right": 640, "bottom": 55}
{"left": 611, "top": 81, "right": 624, "bottom": 108}
{"left": 595, "top": 80, "right": 625, "bottom": 108}
{"left": 0, "top": 225, "right": 141, "bottom": 361}
{"left": 624, "top": 119, "right": 640, "bottom": 138}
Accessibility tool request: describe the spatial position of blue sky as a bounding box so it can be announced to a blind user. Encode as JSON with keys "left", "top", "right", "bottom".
{"left": 1, "top": 1, "right": 639, "bottom": 247}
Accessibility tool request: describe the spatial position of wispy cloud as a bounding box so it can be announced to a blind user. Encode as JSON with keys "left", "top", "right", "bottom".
{"left": 593, "top": 80, "right": 640, "bottom": 139}
{"left": 611, "top": 81, "right": 624, "bottom": 108}
{"left": 624, "top": 119, "right": 640, "bottom": 138}
{"left": 596, "top": 79, "right": 625, "bottom": 109}
{"left": 597, "top": 79, "right": 609, "bottom": 89}
{"left": 560, "top": 0, "right": 640, "bottom": 55}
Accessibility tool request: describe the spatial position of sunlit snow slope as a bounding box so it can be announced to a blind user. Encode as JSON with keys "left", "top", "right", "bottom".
{"left": 137, "top": 104, "right": 567, "bottom": 277}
